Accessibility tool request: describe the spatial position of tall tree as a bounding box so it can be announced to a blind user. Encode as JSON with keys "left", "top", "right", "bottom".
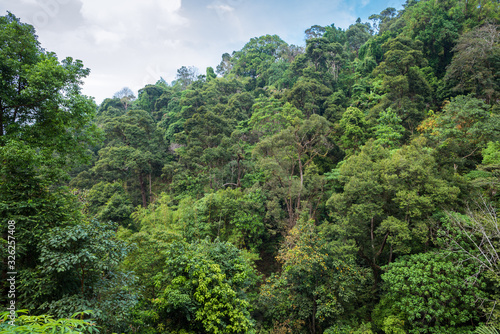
{"left": 174, "top": 65, "right": 199, "bottom": 90}
{"left": 0, "top": 13, "right": 99, "bottom": 307}
{"left": 372, "top": 36, "right": 433, "bottom": 132}
{"left": 94, "top": 109, "right": 167, "bottom": 207}
{"left": 259, "top": 220, "right": 368, "bottom": 334}
{"left": 328, "top": 139, "right": 460, "bottom": 286}
{"left": 254, "top": 115, "right": 332, "bottom": 229}
{"left": 444, "top": 23, "right": 500, "bottom": 103}
{"left": 0, "top": 13, "right": 98, "bottom": 164}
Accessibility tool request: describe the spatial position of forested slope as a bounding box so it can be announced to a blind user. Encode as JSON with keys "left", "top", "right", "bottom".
{"left": 1, "top": 0, "right": 500, "bottom": 333}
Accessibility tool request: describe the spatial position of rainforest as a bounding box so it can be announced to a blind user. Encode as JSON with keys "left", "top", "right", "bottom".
{"left": 1, "top": 0, "right": 500, "bottom": 333}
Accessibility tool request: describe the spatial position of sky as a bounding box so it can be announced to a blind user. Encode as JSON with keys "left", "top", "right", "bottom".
{"left": 0, "top": 0, "right": 405, "bottom": 104}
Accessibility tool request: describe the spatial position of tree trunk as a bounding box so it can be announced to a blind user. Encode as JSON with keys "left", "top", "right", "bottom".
{"left": 236, "top": 153, "right": 243, "bottom": 188}
{"left": 0, "top": 107, "right": 3, "bottom": 137}
{"left": 139, "top": 173, "right": 147, "bottom": 208}
{"left": 311, "top": 296, "right": 317, "bottom": 334}
{"left": 149, "top": 172, "right": 152, "bottom": 202}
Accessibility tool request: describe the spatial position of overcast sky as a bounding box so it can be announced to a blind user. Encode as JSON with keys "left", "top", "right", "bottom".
{"left": 1, "top": 0, "right": 405, "bottom": 104}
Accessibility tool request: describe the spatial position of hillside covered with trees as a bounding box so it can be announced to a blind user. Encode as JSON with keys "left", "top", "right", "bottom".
{"left": 1, "top": 0, "right": 500, "bottom": 333}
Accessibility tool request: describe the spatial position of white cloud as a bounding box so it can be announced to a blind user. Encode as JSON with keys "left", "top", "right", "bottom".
{"left": 79, "top": 0, "right": 188, "bottom": 47}
{"left": 80, "top": 0, "right": 185, "bottom": 25}
{"left": 207, "top": 3, "right": 235, "bottom": 14}
{"left": 0, "top": 0, "right": 406, "bottom": 104}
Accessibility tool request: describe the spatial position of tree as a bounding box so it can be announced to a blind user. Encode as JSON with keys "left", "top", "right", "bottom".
{"left": 254, "top": 115, "right": 332, "bottom": 229}
{"left": 0, "top": 13, "right": 99, "bottom": 166}
{"left": 376, "top": 252, "right": 484, "bottom": 334}
{"left": 286, "top": 78, "right": 332, "bottom": 117}
{"left": 442, "top": 200, "right": 500, "bottom": 281}
{"left": 305, "top": 25, "right": 326, "bottom": 39}
{"left": 153, "top": 239, "right": 258, "bottom": 333}
{"left": 418, "top": 95, "right": 500, "bottom": 171}
{"left": 206, "top": 66, "right": 217, "bottom": 82}
{"left": 305, "top": 38, "right": 343, "bottom": 78}
{"left": 20, "top": 220, "right": 137, "bottom": 331}
{"left": 113, "top": 87, "right": 136, "bottom": 110}
{"left": 174, "top": 66, "right": 199, "bottom": 90}
{"left": 216, "top": 52, "right": 233, "bottom": 76}
{"left": 172, "top": 109, "right": 232, "bottom": 192}
{"left": 94, "top": 109, "right": 167, "bottom": 207}
{"left": 401, "top": 1, "right": 460, "bottom": 77}
{"left": 136, "top": 84, "right": 168, "bottom": 119}
{"left": 85, "top": 181, "right": 134, "bottom": 228}
{"left": 120, "top": 193, "right": 183, "bottom": 323}
{"left": 373, "top": 108, "right": 405, "bottom": 149}
{"left": 369, "top": 7, "right": 397, "bottom": 34}
{"left": 249, "top": 97, "right": 303, "bottom": 137}
{"left": 338, "top": 106, "right": 370, "bottom": 155}
{"left": 0, "top": 141, "right": 84, "bottom": 275}
{"left": 230, "top": 35, "right": 289, "bottom": 79}
{"left": 440, "top": 199, "right": 500, "bottom": 325}
{"left": 328, "top": 138, "right": 460, "bottom": 285}
{"left": 444, "top": 23, "right": 499, "bottom": 103}
{"left": 346, "top": 20, "right": 372, "bottom": 53}
{"left": 259, "top": 220, "right": 368, "bottom": 334}
{"left": 470, "top": 141, "right": 500, "bottom": 203}
{"left": 0, "top": 13, "right": 99, "bottom": 310}
{"left": 176, "top": 188, "right": 266, "bottom": 252}
{"left": 372, "top": 36, "right": 432, "bottom": 132}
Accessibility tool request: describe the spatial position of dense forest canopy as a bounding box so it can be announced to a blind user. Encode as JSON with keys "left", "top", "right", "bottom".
{"left": 1, "top": 0, "right": 500, "bottom": 333}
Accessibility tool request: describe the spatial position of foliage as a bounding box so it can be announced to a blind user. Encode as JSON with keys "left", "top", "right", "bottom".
{"left": 85, "top": 181, "right": 134, "bottom": 227}
{"left": 328, "top": 138, "right": 460, "bottom": 285}
{"left": 439, "top": 199, "right": 500, "bottom": 326}
{"left": 249, "top": 97, "right": 303, "bottom": 137}
{"left": 253, "top": 114, "right": 332, "bottom": 229}
{"left": 0, "top": 310, "right": 99, "bottom": 333}
{"left": 3, "top": 4, "right": 500, "bottom": 333}
{"left": 373, "top": 108, "right": 405, "bottom": 149}
{"left": 259, "top": 220, "right": 369, "bottom": 333}
{"left": 378, "top": 252, "right": 485, "bottom": 333}
{"left": 338, "top": 107, "right": 369, "bottom": 155}
{"left": 0, "top": 13, "right": 100, "bottom": 165}
{"left": 419, "top": 95, "right": 500, "bottom": 171}
{"left": 153, "top": 239, "right": 258, "bottom": 333}
{"left": 444, "top": 23, "right": 499, "bottom": 103}
{"left": 19, "top": 220, "right": 137, "bottom": 331}
{"left": 476, "top": 325, "right": 500, "bottom": 334}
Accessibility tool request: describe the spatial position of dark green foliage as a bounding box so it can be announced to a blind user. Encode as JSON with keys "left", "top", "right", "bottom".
{"left": 371, "top": 36, "right": 433, "bottom": 131}
{"left": 0, "top": 12, "right": 103, "bottom": 316}
{"left": 0, "top": 141, "right": 84, "bottom": 271}
{"left": 85, "top": 181, "right": 134, "bottom": 228}
{"left": 20, "top": 220, "right": 137, "bottom": 331}
{"left": 93, "top": 108, "right": 168, "bottom": 207}
{"left": 180, "top": 188, "right": 267, "bottom": 250}
{"left": 338, "top": 106, "right": 370, "bottom": 155}
{"left": 373, "top": 108, "right": 405, "bottom": 149}
{"left": 230, "top": 34, "right": 289, "bottom": 79}
{"left": 444, "top": 23, "right": 500, "bottom": 103}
